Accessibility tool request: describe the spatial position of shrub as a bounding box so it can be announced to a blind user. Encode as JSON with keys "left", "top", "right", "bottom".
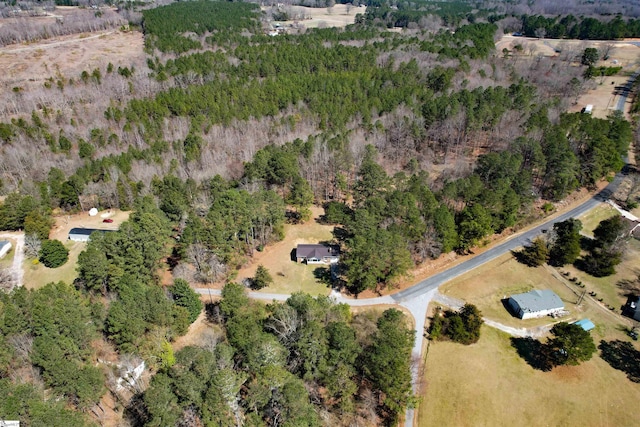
{"left": 39, "top": 239, "right": 69, "bottom": 268}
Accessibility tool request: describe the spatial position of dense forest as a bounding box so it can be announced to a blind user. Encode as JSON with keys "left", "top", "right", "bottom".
{"left": 0, "top": 0, "right": 638, "bottom": 425}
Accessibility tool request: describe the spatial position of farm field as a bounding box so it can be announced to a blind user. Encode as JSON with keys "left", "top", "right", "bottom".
{"left": 0, "top": 28, "right": 144, "bottom": 99}
{"left": 419, "top": 325, "right": 640, "bottom": 427}
{"left": 263, "top": 4, "right": 366, "bottom": 30}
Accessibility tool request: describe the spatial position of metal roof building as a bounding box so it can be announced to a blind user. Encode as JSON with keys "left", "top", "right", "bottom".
{"left": 508, "top": 289, "right": 565, "bottom": 319}
{"left": 68, "top": 228, "right": 114, "bottom": 242}
{"left": 573, "top": 319, "right": 595, "bottom": 331}
{"left": 0, "top": 240, "right": 12, "bottom": 259}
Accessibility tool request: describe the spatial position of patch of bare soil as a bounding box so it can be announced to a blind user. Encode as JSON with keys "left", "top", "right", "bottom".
{"left": 0, "top": 29, "right": 144, "bottom": 98}
{"left": 172, "top": 310, "right": 222, "bottom": 353}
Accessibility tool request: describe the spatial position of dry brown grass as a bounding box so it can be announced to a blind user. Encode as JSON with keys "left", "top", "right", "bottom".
{"left": 0, "top": 29, "right": 144, "bottom": 99}
{"left": 233, "top": 205, "right": 335, "bottom": 296}
{"left": 419, "top": 325, "right": 640, "bottom": 427}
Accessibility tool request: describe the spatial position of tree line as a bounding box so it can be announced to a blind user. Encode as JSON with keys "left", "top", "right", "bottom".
{"left": 520, "top": 14, "right": 640, "bottom": 40}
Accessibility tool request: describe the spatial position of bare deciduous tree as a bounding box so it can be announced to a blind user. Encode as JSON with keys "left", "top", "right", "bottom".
{"left": 24, "top": 233, "right": 41, "bottom": 258}
{"left": 0, "top": 268, "right": 15, "bottom": 291}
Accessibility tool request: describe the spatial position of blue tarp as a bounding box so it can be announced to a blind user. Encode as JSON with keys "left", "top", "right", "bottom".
{"left": 574, "top": 319, "right": 595, "bottom": 331}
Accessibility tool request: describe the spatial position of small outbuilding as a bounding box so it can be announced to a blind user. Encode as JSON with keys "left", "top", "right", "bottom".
{"left": 508, "top": 289, "right": 565, "bottom": 319}
{"left": 625, "top": 296, "right": 640, "bottom": 321}
{"left": 68, "top": 228, "right": 114, "bottom": 242}
{"left": 573, "top": 319, "right": 595, "bottom": 331}
{"left": 0, "top": 240, "right": 12, "bottom": 259}
{"left": 296, "top": 244, "right": 339, "bottom": 264}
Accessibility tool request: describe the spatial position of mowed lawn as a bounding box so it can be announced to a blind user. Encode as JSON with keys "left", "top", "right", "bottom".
{"left": 419, "top": 325, "right": 640, "bottom": 427}
{"left": 578, "top": 203, "right": 618, "bottom": 239}
{"left": 438, "top": 253, "right": 582, "bottom": 329}
{"left": 23, "top": 240, "right": 83, "bottom": 289}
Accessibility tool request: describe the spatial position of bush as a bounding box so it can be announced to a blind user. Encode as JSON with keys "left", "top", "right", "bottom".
{"left": 39, "top": 239, "right": 69, "bottom": 268}
{"left": 428, "top": 304, "right": 483, "bottom": 345}
{"left": 251, "top": 265, "right": 273, "bottom": 290}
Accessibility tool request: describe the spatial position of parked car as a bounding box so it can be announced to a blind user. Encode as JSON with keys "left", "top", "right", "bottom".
{"left": 103, "top": 218, "right": 114, "bottom": 223}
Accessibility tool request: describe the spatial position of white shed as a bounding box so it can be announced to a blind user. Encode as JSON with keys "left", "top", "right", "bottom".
{"left": 508, "top": 289, "right": 564, "bottom": 319}
{"left": 0, "top": 240, "right": 12, "bottom": 259}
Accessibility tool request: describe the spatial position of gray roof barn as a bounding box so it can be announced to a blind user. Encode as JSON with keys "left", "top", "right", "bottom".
{"left": 508, "top": 289, "right": 564, "bottom": 319}
{"left": 68, "top": 228, "right": 114, "bottom": 242}
{"left": 296, "top": 244, "right": 339, "bottom": 264}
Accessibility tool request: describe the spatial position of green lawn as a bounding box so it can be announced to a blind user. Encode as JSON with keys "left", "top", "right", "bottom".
{"left": 23, "top": 240, "right": 83, "bottom": 289}
{"left": 578, "top": 203, "right": 618, "bottom": 238}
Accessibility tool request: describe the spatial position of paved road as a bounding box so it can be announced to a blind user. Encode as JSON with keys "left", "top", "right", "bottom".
{"left": 616, "top": 72, "right": 639, "bottom": 113}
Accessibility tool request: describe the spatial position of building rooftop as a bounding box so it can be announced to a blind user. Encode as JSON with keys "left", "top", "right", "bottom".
{"left": 69, "top": 228, "right": 114, "bottom": 236}
{"left": 0, "top": 240, "right": 10, "bottom": 249}
{"left": 573, "top": 318, "right": 595, "bottom": 331}
{"left": 510, "top": 289, "right": 564, "bottom": 313}
{"left": 296, "top": 244, "right": 338, "bottom": 259}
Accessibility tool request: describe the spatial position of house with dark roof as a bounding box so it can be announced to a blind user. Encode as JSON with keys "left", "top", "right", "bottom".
{"left": 295, "top": 244, "right": 339, "bottom": 264}
{"left": 508, "top": 289, "right": 565, "bottom": 319}
{"left": 68, "top": 228, "right": 114, "bottom": 242}
{"left": 624, "top": 296, "right": 640, "bottom": 321}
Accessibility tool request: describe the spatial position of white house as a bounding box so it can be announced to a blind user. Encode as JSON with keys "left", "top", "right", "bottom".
{"left": 68, "top": 228, "right": 114, "bottom": 242}
{"left": 508, "top": 289, "right": 564, "bottom": 319}
{"left": 295, "top": 244, "right": 339, "bottom": 264}
{"left": 0, "top": 240, "right": 12, "bottom": 259}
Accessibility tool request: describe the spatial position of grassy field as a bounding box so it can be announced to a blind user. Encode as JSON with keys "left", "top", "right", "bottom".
{"left": 578, "top": 203, "right": 618, "bottom": 238}
{"left": 438, "top": 253, "right": 583, "bottom": 328}
{"left": 23, "top": 240, "right": 83, "bottom": 289}
{"left": 419, "top": 325, "right": 640, "bottom": 427}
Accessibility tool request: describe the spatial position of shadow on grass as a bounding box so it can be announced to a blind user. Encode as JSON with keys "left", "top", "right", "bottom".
{"left": 501, "top": 298, "right": 520, "bottom": 319}
{"left": 599, "top": 340, "right": 640, "bottom": 383}
{"left": 510, "top": 337, "right": 554, "bottom": 371}
{"left": 313, "top": 266, "right": 332, "bottom": 285}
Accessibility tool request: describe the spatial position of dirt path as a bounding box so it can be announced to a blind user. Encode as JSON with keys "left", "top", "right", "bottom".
{"left": 432, "top": 292, "right": 552, "bottom": 338}
{"left": 0, "top": 232, "right": 24, "bottom": 288}
{"left": 0, "top": 30, "right": 116, "bottom": 54}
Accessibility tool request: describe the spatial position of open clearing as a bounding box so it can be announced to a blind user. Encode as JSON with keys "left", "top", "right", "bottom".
{"left": 419, "top": 325, "right": 640, "bottom": 427}
{"left": 263, "top": 4, "right": 366, "bottom": 30}
{"left": 496, "top": 34, "right": 640, "bottom": 118}
{"left": 0, "top": 28, "right": 144, "bottom": 98}
{"left": 233, "top": 205, "right": 335, "bottom": 296}
{"left": 23, "top": 209, "right": 129, "bottom": 289}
